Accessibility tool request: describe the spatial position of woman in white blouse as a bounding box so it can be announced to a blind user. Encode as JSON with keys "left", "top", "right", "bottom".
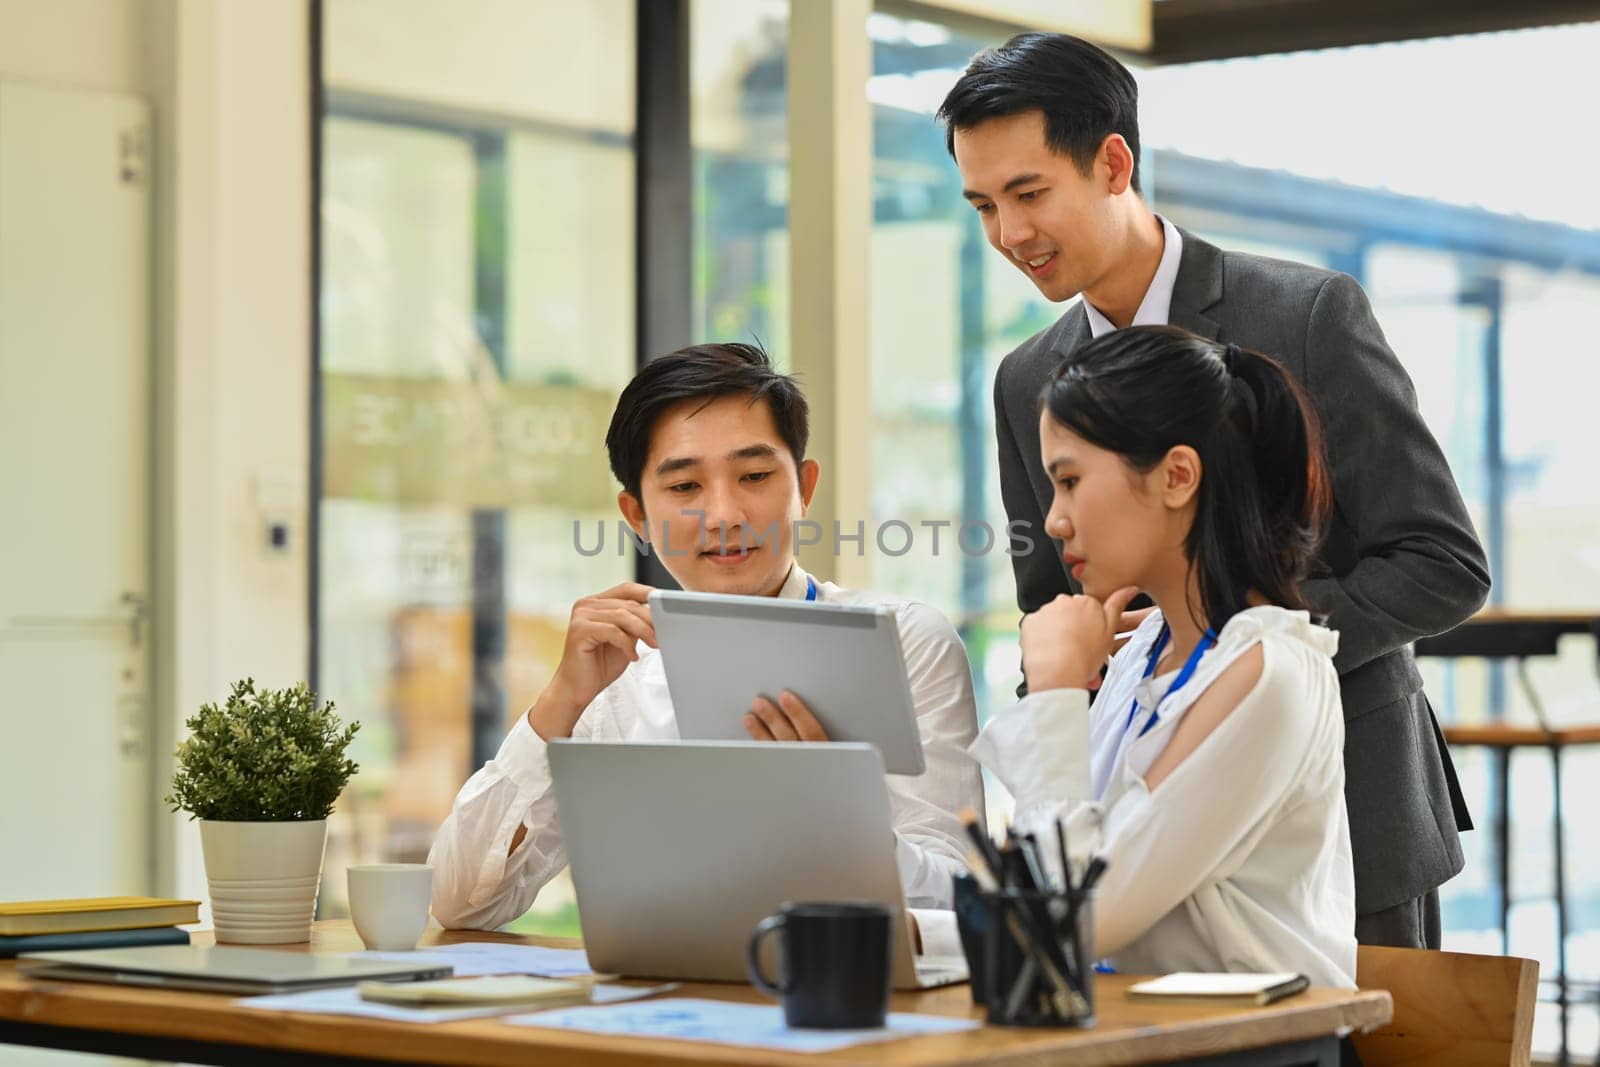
{"left": 972, "top": 325, "right": 1357, "bottom": 988}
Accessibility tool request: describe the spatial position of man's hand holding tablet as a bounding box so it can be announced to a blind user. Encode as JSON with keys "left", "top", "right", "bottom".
{"left": 745, "top": 691, "right": 831, "bottom": 743}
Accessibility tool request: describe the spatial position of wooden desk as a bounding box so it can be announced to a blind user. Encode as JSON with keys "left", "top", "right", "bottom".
{"left": 0, "top": 922, "right": 1389, "bottom": 1066}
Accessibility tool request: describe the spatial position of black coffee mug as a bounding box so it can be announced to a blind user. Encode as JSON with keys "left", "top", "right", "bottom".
{"left": 746, "top": 901, "right": 893, "bottom": 1029}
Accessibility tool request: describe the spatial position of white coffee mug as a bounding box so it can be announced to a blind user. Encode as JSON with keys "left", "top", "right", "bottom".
{"left": 347, "top": 863, "right": 433, "bottom": 951}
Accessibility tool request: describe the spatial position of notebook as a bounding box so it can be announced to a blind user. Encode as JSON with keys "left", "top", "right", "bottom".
{"left": 0, "top": 897, "right": 200, "bottom": 937}
{"left": 1128, "top": 972, "right": 1310, "bottom": 1006}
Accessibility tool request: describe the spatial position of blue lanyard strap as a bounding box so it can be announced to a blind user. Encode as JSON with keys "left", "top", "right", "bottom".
{"left": 804, "top": 576, "right": 817, "bottom": 602}
{"left": 1124, "top": 624, "right": 1218, "bottom": 739}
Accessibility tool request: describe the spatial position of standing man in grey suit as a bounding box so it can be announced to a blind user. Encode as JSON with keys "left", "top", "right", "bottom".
{"left": 939, "top": 33, "right": 1490, "bottom": 949}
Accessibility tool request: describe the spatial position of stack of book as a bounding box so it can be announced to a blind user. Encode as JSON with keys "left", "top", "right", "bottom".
{"left": 0, "top": 897, "right": 201, "bottom": 958}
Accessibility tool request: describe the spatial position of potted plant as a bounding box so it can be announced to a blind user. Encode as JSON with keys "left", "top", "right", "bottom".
{"left": 166, "top": 679, "right": 360, "bottom": 944}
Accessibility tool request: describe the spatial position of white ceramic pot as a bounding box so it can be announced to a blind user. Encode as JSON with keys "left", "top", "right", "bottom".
{"left": 200, "top": 820, "right": 328, "bottom": 944}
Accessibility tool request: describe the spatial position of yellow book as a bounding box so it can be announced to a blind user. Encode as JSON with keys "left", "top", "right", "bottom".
{"left": 0, "top": 897, "right": 201, "bottom": 936}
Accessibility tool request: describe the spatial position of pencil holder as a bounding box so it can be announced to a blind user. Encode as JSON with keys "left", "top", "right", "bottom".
{"left": 952, "top": 874, "right": 989, "bottom": 1002}
{"left": 974, "top": 888, "right": 1095, "bottom": 1028}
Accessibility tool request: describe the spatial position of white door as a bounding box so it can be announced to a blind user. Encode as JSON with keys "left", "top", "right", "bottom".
{"left": 0, "top": 81, "right": 152, "bottom": 902}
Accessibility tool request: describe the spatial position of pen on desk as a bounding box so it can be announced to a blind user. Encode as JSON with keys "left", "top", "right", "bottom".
{"left": 1254, "top": 975, "right": 1310, "bottom": 1006}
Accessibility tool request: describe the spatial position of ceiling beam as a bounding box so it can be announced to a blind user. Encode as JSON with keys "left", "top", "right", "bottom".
{"left": 1148, "top": 0, "right": 1600, "bottom": 65}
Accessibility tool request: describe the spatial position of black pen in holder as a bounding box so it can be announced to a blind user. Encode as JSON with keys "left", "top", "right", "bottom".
{"left": 969, "top": 887, "right": 1096, "bottom": 1027}
{"left": 954, "top": 814, "right": 1101, "bottom": 1027}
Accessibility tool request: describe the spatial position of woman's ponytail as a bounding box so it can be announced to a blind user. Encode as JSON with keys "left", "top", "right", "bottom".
{"left": 1220, "top": 343, "right": 1331, "bottom": 615}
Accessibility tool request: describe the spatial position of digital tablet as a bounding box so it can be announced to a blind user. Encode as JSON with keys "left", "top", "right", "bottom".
{"left": 649, "top": 589, "right": 926, "bottom": 775}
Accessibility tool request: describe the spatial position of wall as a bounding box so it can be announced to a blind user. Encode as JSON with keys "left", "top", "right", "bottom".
{"left": 0, "top": 0, "right": 149, "bottom": 96}
{"left": 3, "top": 0, "right": 313, "bottom": 900}
{"left": 145, "top": 0, "right": 312, "bottom": 900}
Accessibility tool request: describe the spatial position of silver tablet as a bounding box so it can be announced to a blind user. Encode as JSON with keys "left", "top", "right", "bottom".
{"left": 649, "top": 589, "right": 926, "bottom": 775}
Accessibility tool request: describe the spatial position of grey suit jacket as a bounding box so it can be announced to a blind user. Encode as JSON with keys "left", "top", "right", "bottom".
{"left": 993, "top": 228, "right": 1491, "bottom": 915}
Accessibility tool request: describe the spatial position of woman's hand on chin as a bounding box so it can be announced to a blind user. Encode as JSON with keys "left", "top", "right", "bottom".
{"left": 1021, "top": 585, "right": 1141, "bottom": 692}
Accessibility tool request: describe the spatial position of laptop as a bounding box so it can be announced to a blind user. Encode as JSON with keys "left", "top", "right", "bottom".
{"left": 650, "top": 589, "right": 926, "bottom": 775}
{"left": 547, "top": 739, "right": 968, "bottom": 991}
{"left": 17, "top": 944, "right": 452, "bottom": 995}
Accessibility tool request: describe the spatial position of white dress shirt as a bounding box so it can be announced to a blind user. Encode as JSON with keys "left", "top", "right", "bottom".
{"left": 1084, "top": 214, "right": 1183, "bottom": 338}
{"left": 970, "top": 606, "right": 1357, "bottom": 988}
{"left": 429, "top": 564, "right": 987, "bottom": 931}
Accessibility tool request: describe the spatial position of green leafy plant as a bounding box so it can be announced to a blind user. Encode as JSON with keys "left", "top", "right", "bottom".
{"left": 166, "top": 679, "right": 360, "bottom": 822}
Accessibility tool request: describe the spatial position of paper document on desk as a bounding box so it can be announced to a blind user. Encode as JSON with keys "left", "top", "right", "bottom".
{"left": 354, "top": 941, "right": 596, "bottom": 978}
{"left": 506, "top": 998, "right": 979, "bottom": 1052}
{"left": 239, "top": 985, "right": 514, "bottom": 1023}
{"left": 239, "top": 982, "right": 667, "bottom": 1024}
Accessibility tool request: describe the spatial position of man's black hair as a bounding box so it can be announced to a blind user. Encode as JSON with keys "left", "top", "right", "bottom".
{"left": 605, "top": 342, "right": 809, "bottom": 501}
{"left": 937, "top": 32, "right": 1143, "bottom": 194}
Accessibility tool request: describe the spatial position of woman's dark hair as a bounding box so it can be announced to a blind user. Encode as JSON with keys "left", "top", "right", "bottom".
{"left": 1040, "top": 325, "right": 1331, "bottom": 628}
{"left": 605, "top": 342, "right": 809, "bottom": 501}
{"left": 937, "top": 32, "right": 1143, "bottom": 194}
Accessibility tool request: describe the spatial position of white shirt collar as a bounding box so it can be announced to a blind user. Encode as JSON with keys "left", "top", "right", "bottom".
{"left": 775, "top": 562, "right": 815, "bottom": 600}
{"left": 1084, "top": 214, "right": 1183, "bottom": 339}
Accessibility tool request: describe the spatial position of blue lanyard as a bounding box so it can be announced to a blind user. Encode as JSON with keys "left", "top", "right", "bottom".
{"left": 1124, "top": 624, "right": 1218, "bottom": 740}
{"left": 804, "top": 576, "right": 817, "bottom": 602}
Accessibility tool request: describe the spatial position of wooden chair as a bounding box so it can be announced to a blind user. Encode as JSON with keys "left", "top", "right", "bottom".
{"left": 1351, "top": 944, "right": 1539, "bottom": 1066}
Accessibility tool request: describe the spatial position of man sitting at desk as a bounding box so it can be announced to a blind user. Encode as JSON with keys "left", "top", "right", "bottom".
{"left": 429, "top": 342, "right": 986, "bottom": 930}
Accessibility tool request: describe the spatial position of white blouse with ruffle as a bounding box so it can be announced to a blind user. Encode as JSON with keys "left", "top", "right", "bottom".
{"left": 970, "top": 605, "right": 1357, "bottom": 988}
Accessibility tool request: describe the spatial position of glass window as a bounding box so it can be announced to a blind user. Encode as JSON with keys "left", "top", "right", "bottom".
{"left": 692, "top": 0, "right": 790, "bottom": 366}
{"left": 319, "top": 0, "right": 636, "bottom": 939}
{"left": 865, "top": 13, "right": 1033, "bottom": 836}
{"left": 1137, "top": 31, "right": 1600, "bottom": 1055}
